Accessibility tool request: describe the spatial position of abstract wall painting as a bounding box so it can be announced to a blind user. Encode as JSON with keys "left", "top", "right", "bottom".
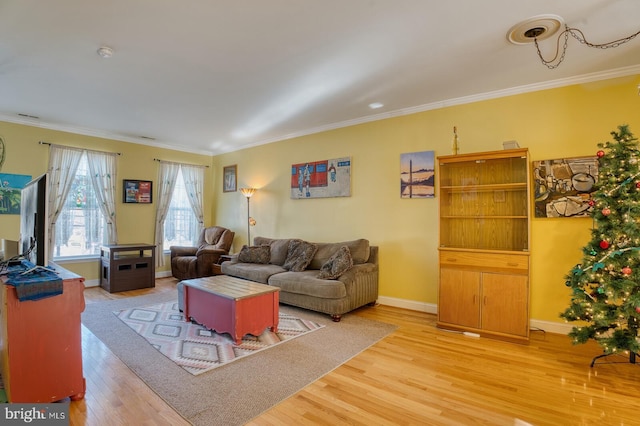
{"left": 290, "top": 157, "right": 351, "bottom": 199}
{"left": 533, "top": 156, "right": 598, "bottom": 218}
{"left": 400, "top": 151, "right": 435, "bottom": 198}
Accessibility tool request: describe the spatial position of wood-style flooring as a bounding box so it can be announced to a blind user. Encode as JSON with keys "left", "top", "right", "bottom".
{"left": 70, "top": 278, "right": 640, "bottom": 425}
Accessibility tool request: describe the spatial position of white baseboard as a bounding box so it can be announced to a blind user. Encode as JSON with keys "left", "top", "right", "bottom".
{"left": 529, "top": 319, "right": 573, "bottom": 335}
{"left": 377, "top": 296, "right": 573, "bottom": 335}
{"left": 377, "top": 296, "right": 438, "bottom": 314}
{"left": 84, "top": 278, "right": 99, "bottom": 288}
{"left": 82, "top": 277, "right": 575, "bottom": 335}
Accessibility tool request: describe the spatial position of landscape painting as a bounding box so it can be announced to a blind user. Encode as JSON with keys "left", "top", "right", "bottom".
{"left": 401, "top": 151, "right": 435, "bottom": 198}
{"left": 533, "top": 156, "right": 598, "bottom": 218}
{"left": 0, "top": 173, "right": 32, "bottom": 215}
{"left": 290, "top": 157, "right": 351, "bottom": 199}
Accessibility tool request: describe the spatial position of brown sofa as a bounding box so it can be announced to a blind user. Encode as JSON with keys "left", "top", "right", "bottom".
{"left": 221, "top": 236, "right": 378, "bottom": 321}
{"left": 170, "top": 226, "right": 234, "bottom": 280}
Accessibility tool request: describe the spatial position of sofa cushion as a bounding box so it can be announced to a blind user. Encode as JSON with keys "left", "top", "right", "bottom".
{"left": 220, "top": 262, "right": 286, "bottom": 284}
{"left": 237, "top": 244, "right": 270, "bottom": 264}
{"left": 317, "top": 246, "right": 353, "bottom": 279}
{"left": 253, "top": 237, "right": 293, "bottom": 266}
{"left": 309, "top": 239, "right": 370, "bottom": 270}
{"left": 268, "top": 270, "right": 347, "bottom": 299}
{"left": 283, "top": 239, "right": 318, "bottom": 272}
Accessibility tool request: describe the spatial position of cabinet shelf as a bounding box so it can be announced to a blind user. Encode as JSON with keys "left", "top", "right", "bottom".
{"left": 441, "top": 215, "right": 527, "bottom": 219}
{"left": 437, "top": 148, "right": 531, "bottom": 343}
{"left": 441, "top": 183, "right": 527, "bottom": 192}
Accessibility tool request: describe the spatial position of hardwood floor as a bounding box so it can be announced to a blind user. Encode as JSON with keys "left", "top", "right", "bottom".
{"left": 72, "top": 278, "right": 640, "bottom": 425}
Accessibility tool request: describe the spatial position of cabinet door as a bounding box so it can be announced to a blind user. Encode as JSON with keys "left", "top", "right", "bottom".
{"left": 481, "top": 273, "right": 529, "bottom": 337}
{"left": 438, "top": 268, "right": 481, "bottom": 328}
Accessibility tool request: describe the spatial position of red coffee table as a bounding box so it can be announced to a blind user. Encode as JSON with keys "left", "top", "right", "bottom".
{"left": 182, "top": 275, "right": 279, "bottom": 344}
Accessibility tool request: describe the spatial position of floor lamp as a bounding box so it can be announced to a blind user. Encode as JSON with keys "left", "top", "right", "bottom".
{"left": 240, "top": 188, "right": 256, "bottom": 245}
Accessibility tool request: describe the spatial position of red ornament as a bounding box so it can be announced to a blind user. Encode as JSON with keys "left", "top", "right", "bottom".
{"left": 602, "top": 208, "right": 611, "bottom": 216}
{"left": 622, "top": 266, "right": 632, "bottom": 276}
{"left": 588, "top": 199, "right": 595, "bottom": 207}
{"left": 636, "top": 306, "right": 640, "bottom": 314}
{"left": 600, "top": 240, "right": 610, "bottom": 249}
{"left": 636, "top": 182, "right": 640, "bottom": 189}
{"left": 597, "top": 150, "right": 605, "bottom": 158}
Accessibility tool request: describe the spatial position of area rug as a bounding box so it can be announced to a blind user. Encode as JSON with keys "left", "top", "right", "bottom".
{"left": 115, "top": 301, "right": 324, "bottom": 375}
{"left": 82, "top": 291, "right": 397, "bottom": 426}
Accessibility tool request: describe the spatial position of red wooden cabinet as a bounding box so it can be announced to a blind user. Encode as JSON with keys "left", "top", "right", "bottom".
{"left": 0, "top": 266, "right": 86, "bottom": 402}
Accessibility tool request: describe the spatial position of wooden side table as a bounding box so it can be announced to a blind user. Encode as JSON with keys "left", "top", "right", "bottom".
{"left": 100, "top": 243, "right": 155, "bottom": 292}
{"left": 212, "top": 254, "right": 233, "bottom": 275}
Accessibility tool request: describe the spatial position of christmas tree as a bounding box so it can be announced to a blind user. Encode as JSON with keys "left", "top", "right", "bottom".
{"left": 560, "top": 124, "right": 640, "bottom": 362}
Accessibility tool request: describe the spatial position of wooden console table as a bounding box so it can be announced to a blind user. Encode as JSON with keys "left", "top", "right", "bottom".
{"left": 0, "top": 263, "right": 86, "bottom": 402}
{"left": 100, "top": 243, "right": 155, "bottom": 292}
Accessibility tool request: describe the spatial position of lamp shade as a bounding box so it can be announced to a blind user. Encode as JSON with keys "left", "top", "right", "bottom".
{"left": 240, "top": 187, "right": 256, "bottom": 198}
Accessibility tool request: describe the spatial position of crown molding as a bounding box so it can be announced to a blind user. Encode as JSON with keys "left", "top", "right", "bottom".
{"left": 0, "top": 113, "right": 212, "bottom": 156}
{"left": 3, "top": 64, "right": 639, "bottom": 156}
{"left": 242, "top": 64, "right": 640, "bottom": 150}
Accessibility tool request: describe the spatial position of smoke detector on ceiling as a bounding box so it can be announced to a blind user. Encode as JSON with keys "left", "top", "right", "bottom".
{"left": 97, "top": 46, "right": 114, "bottom": 58}
{"left": 507, "top": 14, "right": 565, "bottom": 45}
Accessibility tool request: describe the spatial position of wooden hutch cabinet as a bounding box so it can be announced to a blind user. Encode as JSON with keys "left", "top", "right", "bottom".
{"left": 437, "top": 148, "right": 531, "bottom": 343}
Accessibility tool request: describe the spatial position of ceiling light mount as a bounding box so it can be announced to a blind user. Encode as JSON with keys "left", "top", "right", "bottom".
{"left": 523, "top": 27, "right": 546, "bottom": 39}
{"left": 507, "top": 14, "right": 564, "bottom": 45}
{"left": 97, "top": 46, "right": 114, "bottom": 58}
{"left": 508, "top": 14, "right": 640, "bottom": 69}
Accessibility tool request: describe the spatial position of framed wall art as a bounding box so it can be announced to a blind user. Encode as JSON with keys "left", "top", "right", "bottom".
{"left": 400, "top": 150, "right": 435, "bottom": 198}
{"left": 291, "top": 157, "right": 351, "bottom": 199}
{"left": 123, "top": 179, "right": 153, "bottom": 204}
{"left": 532, "top": 156, "right": 598, "bottom": 218}
{"left": 0, "top": 173, "right": 32, "bottom": 215}
{"left": 223, "top": 165, "right": 237, "bottom": 192}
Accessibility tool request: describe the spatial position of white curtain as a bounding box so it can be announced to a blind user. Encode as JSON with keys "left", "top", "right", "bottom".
{"left": 87, "top": 150, "right": 118, "bottom": 244}
{"left": 181, "top": 164, "right": 205, "bottom": 237}
{"left": 154, "top": 161, "right": 180, "bottom": 267}
{"left": 46, "top": 145, "right": 83, "bottom": 259}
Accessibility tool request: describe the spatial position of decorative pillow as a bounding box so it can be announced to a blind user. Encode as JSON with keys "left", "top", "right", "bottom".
{"left": 283, "top": 239, "right": 318, "bottom": 272}
{"left": 237, "top": 245, "right": 271, "bottom": 264}
{"left": 317, "top": 246, "right": 353, "bottom": 279}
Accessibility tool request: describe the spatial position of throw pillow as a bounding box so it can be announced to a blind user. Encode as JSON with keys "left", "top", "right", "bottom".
{"left": 283, "top": 239, "right": 318, "bottom": 272}
{"left": 317, "top": 246, "right": 353, "bottom": 279}
{"left": 237, "top": 245, "right": 271, "bottom": 264}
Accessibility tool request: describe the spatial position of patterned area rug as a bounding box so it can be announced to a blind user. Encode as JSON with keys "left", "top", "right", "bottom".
{"left": 114, "top": 301, "right": 324, "bottom": 375}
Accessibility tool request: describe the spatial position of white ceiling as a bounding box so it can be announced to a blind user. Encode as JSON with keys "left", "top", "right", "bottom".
{"left": 1, "top": 0, "right": 640, "bottom": 155}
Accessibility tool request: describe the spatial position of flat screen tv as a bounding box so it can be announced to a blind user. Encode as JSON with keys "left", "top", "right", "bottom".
{"left": 20, "top": 173, "right": 49, "bottom": 267}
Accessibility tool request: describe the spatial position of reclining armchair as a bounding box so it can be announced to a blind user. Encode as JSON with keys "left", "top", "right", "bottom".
{"left": 170, "top": 226, "right": 234, "bottom": 280}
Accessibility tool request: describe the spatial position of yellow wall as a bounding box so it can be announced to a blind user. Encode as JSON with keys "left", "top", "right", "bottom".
{"left": 1, "top": 75, "right": 639, "bottom": 325}
{"left": 212, "top": 75, "right": 640, "bottom": 323}
{"left": 0, "top": 122, "right": 214, "bottom": 278}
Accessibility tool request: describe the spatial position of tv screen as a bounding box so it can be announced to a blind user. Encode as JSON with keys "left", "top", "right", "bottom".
{"left": 20, "top": 173, "right": 49, "bottom": 267}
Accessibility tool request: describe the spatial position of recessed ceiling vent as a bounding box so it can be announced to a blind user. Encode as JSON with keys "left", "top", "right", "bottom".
{"left": 507, "top": 14, "right": 565, "bottom": 44}
{"left": 17, "top": 113, "right": 40, "bottom": 119}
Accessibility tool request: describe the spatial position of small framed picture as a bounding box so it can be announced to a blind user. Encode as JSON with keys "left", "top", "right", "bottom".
{"left": 123, "top": 179, "right": 153, "bottom": 204}
{"left": 223, "top": 165, "right": 237, "bottom": 192}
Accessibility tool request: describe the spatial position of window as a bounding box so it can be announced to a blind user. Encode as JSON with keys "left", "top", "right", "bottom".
{"left": 53, "top": 153, "right": 108, "bottom": 258}
{"left": 163, "top": 168, "right": 199, "bottom": 250}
